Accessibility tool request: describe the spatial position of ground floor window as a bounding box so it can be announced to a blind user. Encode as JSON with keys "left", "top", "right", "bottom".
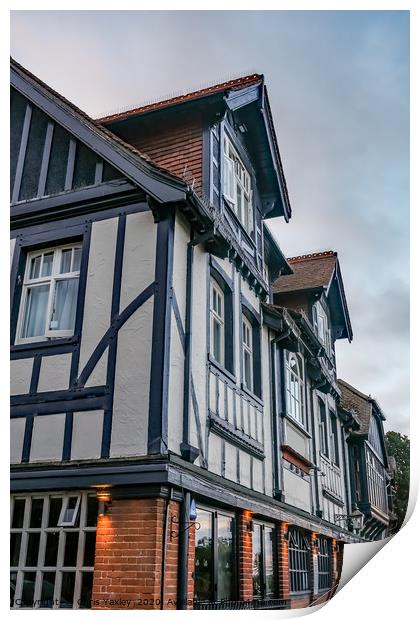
{"left": 10, "top": 492, "right": 98, "bottom": 609}
{"left": 252, "top": 522, "right": 276, "bottom": 599}
{"left": 317, "top": 537, "right": 331, "bottom": 591}
{"left": 288, "top": 528, "right": 310, "bottom": 593}
{"left": 194, "top": 507, "right": 236, "bottom": 602}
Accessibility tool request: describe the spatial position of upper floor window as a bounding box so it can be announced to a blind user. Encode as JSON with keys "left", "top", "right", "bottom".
{"left": 210, "top": 278, "right": 225, "bottom": 365}
{"left": 284, "top": 351, "right": 306, "bottom": 426}
{"left": 223, "top": 133, "right": 253, "bottom": 234}
{"left": 16, "top": 244, "right": 82, "bottom": 344}
{"left": 318, "top": 398, "right": 329, "bottom": 457}
{"left": 242, "top": 314, "right": 253, "bottom": 391}
{"left": 313, "top": 301, "right": 332, "bottom": 357}
{"left": 330, "top": 410, "right": 340, "bottom": 466}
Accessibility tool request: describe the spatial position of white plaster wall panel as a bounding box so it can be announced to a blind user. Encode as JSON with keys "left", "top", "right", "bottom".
{"left": 207, "top": 432, "right": 223, "bottom": 477}
{"left": 234, "top": 271, "right": 241, "bottom": 381}
{"left": 239, "top": 451, "right": 251, "bottom": 487}
{"left": 119, "top": 210, "right": 156, "bottom": 311}
{"left": 10, "top": 238, "right": 16, "bottom": 271}
{"left": 10, "top": 418, "right": 26, "bottom": 464}
{"left": 242, "top": 399, "right": 249, "bottom": 435}
{"left": 71, "top": 410, "right": 103, "bottom": 460}
{"left": 30, "top": 414, "right": 65, "bottom": 462}
{"left": 236, "top": 393, "right": 244, "bottom": 431}
{"left": 78, "top": 218, "right": 118, "bottom": 375}
{"left": 172, "top": 213, "right": 190, "bottom": 322}
{"left": 248, "top": 402, "right": 256, "bottom": 438}
{"left": 84, "top": 349, "right": 108, "bottom": 388}
{"left": 227, "top": 385, "right": 235, "bottom": 425}
{"left": 224, "top": 442, "right": 237, "bottom": 482}
{"left": 37, "top": 354, "right": 72, "bottom": 392}
{"left": 189, "top": 246, "right": 209, "bottom": 453}
{"left": 110, "top": 296, "right": 153, "bottom": 457}
{"left": 283, "top": 469, "right": 311, "bottom": 512}
{"left": 10, "top": 358, "right": 33, "bottom": 396}
{"left": 168, "top": 317, "right": 184, "bottom": 454}
{"left": 253, "top": 458, "right": 264, "bottom": 493}
{"left": 209, "top": 372, "right": 217, "bottom": 415}
{"left": 240, "top": 277, "right": 260, "bottom": 313}
{"left": 284, "top": 421, "right": 309, "bottom": 459}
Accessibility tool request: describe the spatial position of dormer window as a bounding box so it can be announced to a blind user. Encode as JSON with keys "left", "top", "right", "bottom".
{"left": 223, "top": 133, "right": 253, "bottom": 234}
{"left": 313, "top": 301, "right": 332, "bottom": 355}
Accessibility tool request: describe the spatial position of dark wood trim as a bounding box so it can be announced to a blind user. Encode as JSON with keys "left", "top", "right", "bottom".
{"left": 64, "top": 138, "right": 77, "bottom": 190}
{"left": 281, "top": 445, "right": 314, "bottom": 475}
{"left": 12, "top": 103, "right": 32, "bottom": 204}
{"left": 37, "top": 121, "right": 54, "bottom": 198}
{"left": 209, "top": 411, "right": 265, "bottom": 459}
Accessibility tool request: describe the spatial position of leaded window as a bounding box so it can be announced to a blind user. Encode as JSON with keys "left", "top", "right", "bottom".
{"left": 194, "top": 507, "right": 235, "bottom": 603}
{"left": 317, "top": 537, "right": 331, "bottom": 591}
{"left": 223, "top": 133, "right": 253, "bottom": 234}
{"left": 285, "top": 351, "right": 306, "bottom": 426}
{"left": 210, "top": 279, "right": 225, "bottom": 365}
{"left": 252, "top": 522, "right": 276, "bottom": 599}
{"left": 242, "top": 314, "right": 254, "bottom": 392}
{"left": 366, "top": 447, "right": 388, "bottom": 513}
{"left": 16, "top": 244, "right": 82, "bottom": 343}
{"left": 330, "top": 411, "right": 340, "bottom": 466}
{"left": 288, "top": 529, "right": 310, "bottom": 593}
{"left": 10, "top": 492, "right": 98, "bottom": 609}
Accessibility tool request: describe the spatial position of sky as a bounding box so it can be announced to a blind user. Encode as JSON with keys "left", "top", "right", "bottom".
{"left": 10, "top": 10, "right": 410, "bottom": 435}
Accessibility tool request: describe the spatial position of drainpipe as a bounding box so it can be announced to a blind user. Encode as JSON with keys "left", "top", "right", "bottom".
{"left": 177, "top": 491, "right": 191, "bottom": 610}
{"left": 309, "top": 387, "right": 322, "bottom": 517}
{"left": 160, "top": 498, "right": 170, "bottom": 610}
{"left": 181, "top": 232, "right": 194, "bottom": 454}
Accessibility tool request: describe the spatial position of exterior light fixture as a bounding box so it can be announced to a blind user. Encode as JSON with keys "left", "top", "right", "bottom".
{"left": 170, "top": 497, "right": 201, "bottom": 541}
{"left": 96, "top": 488, "right": 112, "bottom": 517}
{"left": 246, "top": 520, "right": 254, "bottom": 533}
{"left": 334, "top": 509, "right": 364, "bottom": 533}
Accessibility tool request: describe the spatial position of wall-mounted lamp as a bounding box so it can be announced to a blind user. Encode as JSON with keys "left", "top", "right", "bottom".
{"left": 334, "top": 509, "right": 364, "bottom": 534}
{"left": 246, "top": 520, "right": 254, "bottom": 533}
{"left": 280, "top": 527, "right": 290, "bottom": 542}
{"left": 96, "top": 488, "right": 112, "bottom": 517}
{"left": 170, "top": 498, "right": 201, "bottom": 541}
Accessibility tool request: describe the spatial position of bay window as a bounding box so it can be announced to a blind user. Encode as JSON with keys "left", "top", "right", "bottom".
{"left": 16, "top": 244, "right": 82, "bottom": 343}
{"left": 223, "top": 133, "right": 253, "bottom": 234}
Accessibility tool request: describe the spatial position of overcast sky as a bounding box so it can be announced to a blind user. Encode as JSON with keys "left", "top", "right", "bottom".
{"left": 10, "top": 10, "right": 410, "bottom": 435}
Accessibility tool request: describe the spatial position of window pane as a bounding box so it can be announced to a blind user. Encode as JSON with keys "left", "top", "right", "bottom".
{"left": 50, "top": 278, "right": 78, "bottom": 331}
{"left": 44, "top": 532, "right": 59, "bottom": 567}
{"left": 217, "top": 515, "right": 234, "bottom": 601}
{"left": 26, "top": 533, "right": 40, "bottom": 566}
{"left": 40, "top": 572, "right": 56, "bottom": 608}
{"left": 30, "top": 498, "right": 44, "bottom": 528}
{"left": 48, "top": 498, "right": 62, "bottom": 527}
{"left": 63, "top": 532, "right": 79, "bottom": 566}
{"left": 60, "top": 572, "right": 75, "bottom": 608}
{"left": 10, "top": 533, "right": 21, "bottom": 566}
{"left": 29, "top": 255, "right": 41, "bottom": 279}
{"left": 41, "top": 253, "right": 53, "bottom": 277}
{"left": 79, "top": 572, "right": 93, "bottom": 609}
{"left": 12, "top": 498, "right": 26, "bottom": 528}
{"left": 86, "top": 496, "right": 98, "bottom": 527}
{"left": 194, "top": 509, "right": 212, "bottom": 602}
{"left": 244, "top": 351, "right": 252, "bottom": 390}
{"left": 83, "top": 531, "right": 96, "bottom": 567}
{"left": 213, "top": 320, "right": 222, "bottom": 363}
{"left": 22, "top": 284, "right": 49, "bottom": 338}
{"left": 21, "top": 572, "right": 36, "bottom": 607}
{"left": 60, "top": 249, "right": 72, "bottom": 273}
{"left": 264, "top": 528, "right": 275, "bottom": 597}
{"left": 10, "top": 572, "right": 17, "bottom": 608}
{"left": 72, "top": 247, "right": 82, "bottom": 272}
{"left": 252, "top": 525, "right": 262, "bottom": 597}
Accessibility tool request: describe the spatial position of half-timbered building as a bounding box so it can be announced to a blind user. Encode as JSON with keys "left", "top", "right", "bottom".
{"left": 10, "top": 59, "right": 393, "bottom": 611}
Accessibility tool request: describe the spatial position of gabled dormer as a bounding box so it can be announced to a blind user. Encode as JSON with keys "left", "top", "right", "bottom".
{"left": 96, "top": 74, "right": 292, "bottom": 284}
{"left": 272, "top": 251, "right": 353, "bottom": 370}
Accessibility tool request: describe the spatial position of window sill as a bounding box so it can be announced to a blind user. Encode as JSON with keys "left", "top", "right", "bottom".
{"left": 208, "top": 354, "right": 236, "bottom": 384}
{"left": 283, "top": 414, "right": 312, "bottom": 439}
{"left": 11, "top": 335, "right": 78, "bottom": 355}
{"left": 241, "top": 383, "right": 264, "bottom": 408}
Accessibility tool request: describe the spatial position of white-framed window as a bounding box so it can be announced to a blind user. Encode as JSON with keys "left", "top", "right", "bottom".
{"left": 10, "top": 492, "right": 98, "bottom": 609}
{"left": 242, "top": 314, "right": 253, "bottom": 391}
{"left": 284, "top": 351, "right": 306, "bottom": 426}
{"left": 313, "top": 301, "right": 332, "bottom": 357}
{"left": 210, "top": 279, "right": 225, "bottom": 365}
{"left": 223, "top": 133, "right": 253, "bottom": 234}
{"left": 16, "top": 244, "right": 82, "bottom": 344}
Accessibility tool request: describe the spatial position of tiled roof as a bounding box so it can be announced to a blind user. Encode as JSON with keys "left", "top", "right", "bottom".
{"left": 96, "top": 74, "right": 264, "bottom": 124}
{"left": 338, "top": 379, "right": 372, "bottom": 434}
{"left": 273, "top": 251, "right": 337, "bottom": 295}
{"left": 10, "top": 58, "right": 184, "bottom": 185}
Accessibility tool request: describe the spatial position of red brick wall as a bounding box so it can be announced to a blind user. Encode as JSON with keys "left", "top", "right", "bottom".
{"left": 277, "top": 522, "right": 290, "bottom": 600}
{"left": 92, "top": 497, "right": 183, "bottom": 610}
{"left": 123, "top": 115, "right": 203, "bottom": 195}
{"left": 238, "top": 511, "right": 253, "bottom": 601}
